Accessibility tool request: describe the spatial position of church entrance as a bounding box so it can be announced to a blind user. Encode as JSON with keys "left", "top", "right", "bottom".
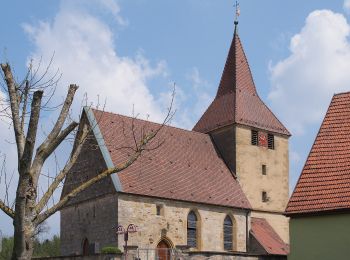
{"left": 82, "top": 238, "right": 89, "bottom": 256}
{"left": 156, "top": 239, "right": 171, "bottom": 260}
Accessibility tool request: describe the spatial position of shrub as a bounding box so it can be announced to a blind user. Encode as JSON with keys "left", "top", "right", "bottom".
{"left": 101, "top": 246, "right": 122, "bottom": 254}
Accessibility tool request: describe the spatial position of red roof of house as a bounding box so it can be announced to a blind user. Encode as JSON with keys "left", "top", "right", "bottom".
{"left": 250, "top": 218, "right": 289, "bottom": 255}
{"left": 92, "top": 109, "right": 251, "bottom": 209}
{"left": 286, "top": 92, "right": 350, "bottom": 215}
{"left": 193, "top": 26, "right": 290, "bottom": 136}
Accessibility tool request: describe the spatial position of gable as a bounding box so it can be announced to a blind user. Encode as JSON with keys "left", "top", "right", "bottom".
{"left": 61, "top": 112, "right": 116, "bottom": 206}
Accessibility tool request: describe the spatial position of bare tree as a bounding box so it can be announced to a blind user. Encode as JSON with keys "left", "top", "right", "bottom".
{"left": 0, "top": 61, "right": 174, "bottom": 260}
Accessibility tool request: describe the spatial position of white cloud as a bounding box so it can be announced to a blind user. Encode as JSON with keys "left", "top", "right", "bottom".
{"left": 23, "top": 0, "right": 168, "bottom": 123}
{"left": 344, "top": 0, "right": 350, "bottom": 13}
{"left": 0, "top": 0, "right": 172, "bottom": 238}
{"left": 173, "top": 67, "right": 212, "bottom": 129}
{"left": 269, "top": 10, "right": 350, "bottom": 135}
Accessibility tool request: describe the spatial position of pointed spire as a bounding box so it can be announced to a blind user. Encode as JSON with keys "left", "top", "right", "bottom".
{"left": 193, "top": 11, "right": 290, "bottom": 136}
{"left": 215, "top": 19, "right": 257, "bottom": 98}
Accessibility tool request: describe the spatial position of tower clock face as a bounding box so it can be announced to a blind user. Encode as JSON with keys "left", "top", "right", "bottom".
{"left": 258, "top": 132, "right": 268, "bottom": 147}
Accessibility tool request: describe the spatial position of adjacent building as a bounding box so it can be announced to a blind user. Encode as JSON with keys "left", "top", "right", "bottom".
{"left": 286, "top": 92, "right": 350, "bottom": 260}
{"left": 60, "top": 21, "right": 290, "bottom": 259}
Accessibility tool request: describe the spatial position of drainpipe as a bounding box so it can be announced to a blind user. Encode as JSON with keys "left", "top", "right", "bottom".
{"left": 246, "top": 210, "right": 249, "bottom": 253}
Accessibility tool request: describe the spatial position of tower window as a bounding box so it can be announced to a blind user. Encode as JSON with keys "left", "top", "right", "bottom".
{"left": 262, "top": 191, "right": 269, "bottom": 202}
{"left": 251, "top": 130, "right": 258, "bottom": 146}
{"left": 156, "top": 205, "right": 164, "bottom": 216}
{"left": 268, "top": 134, "right": 275, "bottom": 150}
{"left": 262, "top": 165, "right": 267, "bottom": 175}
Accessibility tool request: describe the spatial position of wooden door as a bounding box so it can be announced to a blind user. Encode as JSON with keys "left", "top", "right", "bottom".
{"left": 156, "top": 240, "right": 171, "bottom": 260}
{"left": 82, "top": 238, "right": 89, "bottom": 256}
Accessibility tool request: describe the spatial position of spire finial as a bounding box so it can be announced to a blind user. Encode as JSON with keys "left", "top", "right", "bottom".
{"left": 234, "top": 1, "right": 240, "bottom": 26}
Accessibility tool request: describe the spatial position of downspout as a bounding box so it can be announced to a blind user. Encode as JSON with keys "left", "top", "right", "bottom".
{"left": 246, "top": 210, "right": 249, "bottom": 253}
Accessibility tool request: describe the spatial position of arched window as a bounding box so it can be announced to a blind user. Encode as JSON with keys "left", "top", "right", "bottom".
{"left": 187, "top": 211, "right": 197, "bottom": 248}
{"left": 82, "top": 238, "right": 89, "bottom": 256}
{"left": 223, "top": 215, "right": 233, "bottom": 251}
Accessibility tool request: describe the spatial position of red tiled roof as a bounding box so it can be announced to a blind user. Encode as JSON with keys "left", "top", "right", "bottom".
{"left": 193, "top": 27, "right": 290, "bottom": 136}
{"left": 250, "top": 218, "right": 289, "bottom": 255}
{"left": 286, "top": 92, "right": 350, "bottom": 214}
{"left": 93, "top": 109, "right": 251, "bottom": 209}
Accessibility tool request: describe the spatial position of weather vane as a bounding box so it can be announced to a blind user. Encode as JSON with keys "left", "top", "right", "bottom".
{"left": 234, "top": 1, "right": 240, "bottom": 24}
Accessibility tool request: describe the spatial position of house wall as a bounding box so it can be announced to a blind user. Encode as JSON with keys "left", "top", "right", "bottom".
{"left": 289, "top": 213, "right": 350, "bottom": 260}
{"left": 60, "top": 115, "right": 119, "bottom": 256}
{"left": 60, "top": 194, "right": 118, "bottom": 256}
{"left": 235, "top": 125, "right": 289, "bottom": 213}
{"left": 117, "top": 194, "right": 249, "bottom": 253}
{"left": 210, "top": 125, "right": 236, "bottom": 173}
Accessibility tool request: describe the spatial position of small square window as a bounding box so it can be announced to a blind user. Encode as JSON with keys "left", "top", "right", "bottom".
{"left": 156, "top": 205, "right": 164, "bottom": 216}
{"left": 262, "top": 191, "right": 268, "bottom": 202}
{"left": 262, "top": 165, "right": 267, "bottom": 175}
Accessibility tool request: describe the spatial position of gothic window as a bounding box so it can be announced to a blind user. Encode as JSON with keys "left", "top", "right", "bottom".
{"left": 187, "top": 211, "right": 198, "bottom": 248}
{"left": 268, "top": 134, "right": 275, "bottom": 150}
{"left": 251, "top": 130, "right": 258, "bottom": 146}
{"left": 223, "top": 215, "right": 233, "bottom": 251}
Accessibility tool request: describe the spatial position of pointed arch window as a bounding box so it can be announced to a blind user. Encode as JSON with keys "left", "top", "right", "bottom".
{"left": 82, "top": 238, "right": 89, "bottom": 256}
{"left": 223, "top": 215, "right": 233, "bottom": 251}
{"left": 187, "top": 211, "right": 197, "bottom": 248}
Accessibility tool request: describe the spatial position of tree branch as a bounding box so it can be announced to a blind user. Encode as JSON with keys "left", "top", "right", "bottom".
{"left": 34, "top": 130, "right": 157, "bottom": 225}
{"left": 21, "top": 90, "right": 43, "bottom": 176}
{"left": 32, "top": 84, "right": 78, "bottom": 184}
{"left": 20, "top": 80, "right": 30, "bottom": 132}
{"left": 39, "top": 84, "right": 78, "bottom": 148}
{"left": 0, "top": 63, "right": 25, "bottom": 160}
{"left": 34, "top": 123, "right": 87, "bottom": 215}
{"left": 0, "top": 198, "right": 15, "bottom": 219}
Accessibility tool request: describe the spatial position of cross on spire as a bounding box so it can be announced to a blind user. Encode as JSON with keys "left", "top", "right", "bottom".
{"left": 234, "top": 1, "right": 240, "bottom": 25}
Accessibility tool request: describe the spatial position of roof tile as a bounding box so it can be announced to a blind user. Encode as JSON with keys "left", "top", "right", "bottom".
{"left": 286, "top": 92, "right": 350, "bottom": 214}
{"left": 93, "top": 109, "right": 251, "bottom": 209}
{"left": 250, "top": 218, "right": 289, "bottom": 255}
{"left": 193, "top": 28, "right": 290, "bottom": 136}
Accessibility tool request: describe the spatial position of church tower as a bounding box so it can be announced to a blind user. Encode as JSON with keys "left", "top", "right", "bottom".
{"left": 193, "top": 21, "right": 290, "bottom": 242}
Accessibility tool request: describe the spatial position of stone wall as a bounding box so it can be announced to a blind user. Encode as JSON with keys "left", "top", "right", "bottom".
{"left": 60, "top": 194, "right": 118, "bottom": 256}
{"left": 235, "top": 125, "right": 289, "bottom": 213}
{"left": 117, "top": 194, "right": 249, "bottom": 253}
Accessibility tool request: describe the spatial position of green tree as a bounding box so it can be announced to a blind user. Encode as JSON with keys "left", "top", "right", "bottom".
{"left": 1, "top": 237, "right": 14, "bottom": 260}
{"left": 1, "top": 236, "right": 61, "bottom": 259}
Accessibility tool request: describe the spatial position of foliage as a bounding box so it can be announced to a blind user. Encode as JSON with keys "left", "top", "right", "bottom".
{"left": 0, "top": 236, "right": 60, "bottom": 259}
{"left": 33, "top": 235, "right": 60, "bottom": 257}
{"left": 101, "top": 246, "right": 121, "bottom": 254}
{"left": 0, "top": 236, "right": 14, "bottom": 259}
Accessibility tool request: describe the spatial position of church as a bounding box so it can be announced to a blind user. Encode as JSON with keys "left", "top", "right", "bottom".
{"left": 60, "top": 19, "right": 290, "bottom": 259}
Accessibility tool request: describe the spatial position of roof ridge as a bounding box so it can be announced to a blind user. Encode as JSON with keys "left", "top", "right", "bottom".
{"left": 334, "top": 91, "right": 350, "bottom": 96}
{"left": 91, "top": 108, "right": 210, "bottom": 137}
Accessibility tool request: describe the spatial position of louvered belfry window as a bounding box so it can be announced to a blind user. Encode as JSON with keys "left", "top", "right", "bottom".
{"left": 223, "top": 215, "right": 233, "bottom": 251}
{"left": 187, "top": 211, "right": 197, "bottom": 248}
{"left": 268, "top": 134, "right": 275, "bottom": 150}
{"left": 251, "top": 130, "right": 258, "bottom": 145}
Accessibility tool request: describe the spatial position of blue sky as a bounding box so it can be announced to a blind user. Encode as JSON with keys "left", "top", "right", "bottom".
{"left": 1, "top": 0, "right": 350, "bottom": 237}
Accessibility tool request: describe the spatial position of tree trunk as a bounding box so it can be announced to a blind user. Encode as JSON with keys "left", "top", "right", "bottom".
{"left": 12, "top": 221, "right": 34, "bottom": 260}
{"left": 11, "top": 176, "right": 36, "bottom": 260}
